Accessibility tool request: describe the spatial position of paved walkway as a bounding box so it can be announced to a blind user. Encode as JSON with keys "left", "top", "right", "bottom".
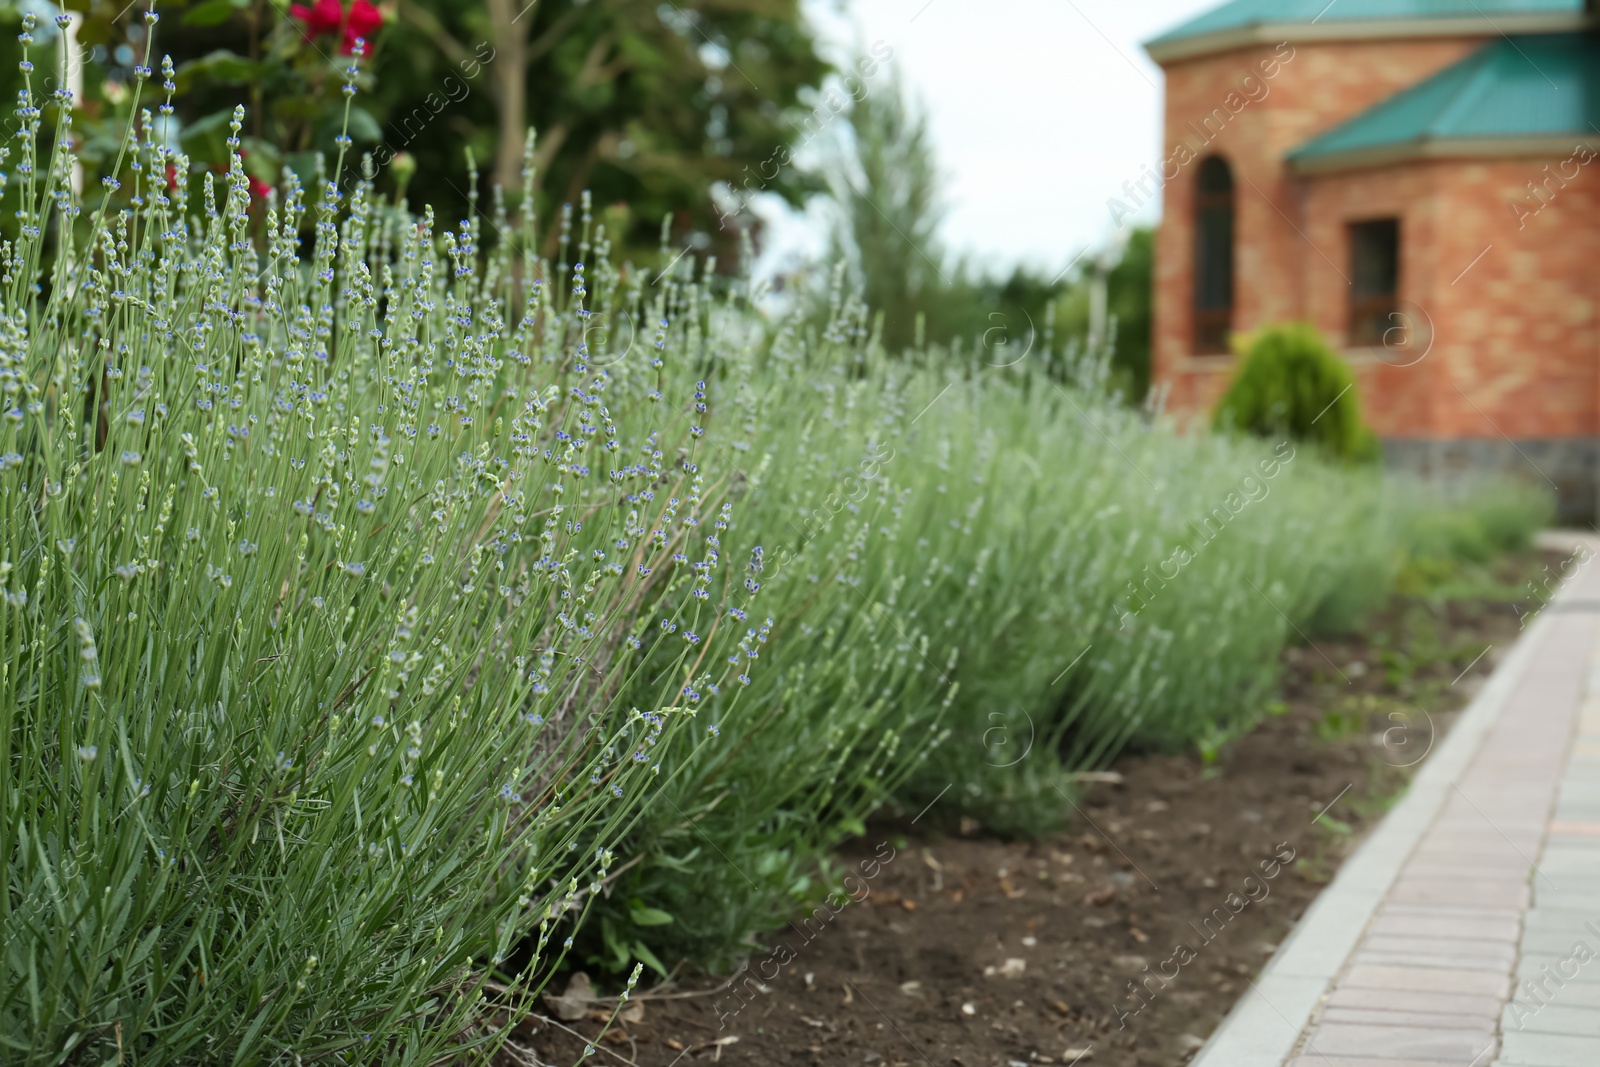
{"left": 1194, "top": 537, "right": 1600, "bottom": 1067}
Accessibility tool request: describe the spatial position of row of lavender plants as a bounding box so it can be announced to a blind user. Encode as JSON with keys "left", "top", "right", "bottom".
{"left": 2, "top": 18, "right": 1548, "bottom": 1063}
{"left": 593, "top": 301, "right": 1387, "bottom": 972}
{"left": 592, "top": 299, "right": 1546, "bottom": 977}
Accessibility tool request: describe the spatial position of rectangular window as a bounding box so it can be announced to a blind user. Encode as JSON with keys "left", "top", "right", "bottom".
{"left": 1348, "top": 219, "right": 1400, "bottom": 347}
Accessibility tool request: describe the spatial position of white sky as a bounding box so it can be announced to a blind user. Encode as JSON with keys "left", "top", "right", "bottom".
{"left": 763, "top": 0, "right": 1216, "bottom": 279}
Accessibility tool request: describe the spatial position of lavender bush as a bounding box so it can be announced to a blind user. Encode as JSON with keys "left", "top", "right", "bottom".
{"left": 0, "top": 17, "right": 761, "bottom": 1064}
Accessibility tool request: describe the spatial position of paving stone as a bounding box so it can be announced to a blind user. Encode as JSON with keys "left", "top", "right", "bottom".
{"left": 1366, "top": 914, "right": 1520, "bottom": 942}
{"left": 1503, "top": 979, "right": 1600, "bottom": 1010}
{"left": 1403, "top": 861, "right": 1540, "bottom": 881}
{"left": 1409, "top": 847, "right": 1546, "bottom": 867}
{"left": 1500, "top": 1000, "right": 1600, "bottom": 1036}
{"left": 1416, "top": 830, "right": 1546, "bottom": 845}
{"left": 1535, "top": 853, "right": 1600, "bottom": 874}
{"left": 1387, "top": 878, "right": 1532, "bottom": 909}
{"left": 1351, "top": 949, "right": 1518, "bottom": 972}
{"left": 1514, "top": 956, "right": 1600, "bottom": 984}
{"left": 1522, "top": 907, "right": 1600, "bottom": 930}
{"left": 1519, "top": 928, "right": 1600, "bottom": 955}
{"left": 1290, "top": 1059, "right": 1491, "bottom": 1067}
{"left": 1377, "top": 903, "right": 1523, "bottom": 923}
{"left": 1320, "top": 1006, "right": 1497, "bottom": 1031}
{"left": 1309, "top": 1022, "right": 1496, "bottom": 1061}
{"left": 1441, "top": 803, "right": 1555, "bottom": 819}
{"left": 1515, "top": 891, "right": 1600, "bottom": 913}
{"left": 1440, "top": 802, "right": 1555, "bottom": 819}
{"left": 1361, "top": 935, "right": 1518, "bottom": 961}
{"left": 1552, "top": 805, "right": 1600, "bottom": 824}
{"left": 1430, "top": 823, "right": 1548, "bottom": 842}
{"left": 1327, "top": 987, "right": 1505, "bottom": 1018}
{"left": 1499, "top": 1030, "right": 1600, "bottom": 1065}
{"left": 1342, "top": 964, "right": 1511, "bottom": 999}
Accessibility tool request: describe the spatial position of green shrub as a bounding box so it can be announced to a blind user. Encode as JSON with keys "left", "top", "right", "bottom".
{"left": 1213, "top": 322, "right": 1379, "bottom": 462}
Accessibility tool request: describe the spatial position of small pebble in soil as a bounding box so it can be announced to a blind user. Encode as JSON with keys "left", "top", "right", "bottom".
{"left": 961, "top": 1002, "right": 977, "bottom": 1016}
{"left": 1021, "top": 935, "right": 1038, "bottom": 946}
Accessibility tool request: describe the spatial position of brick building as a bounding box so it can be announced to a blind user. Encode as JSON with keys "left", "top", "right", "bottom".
{"left": 1142, "top": 1, "right": 1600, "bottom": 516}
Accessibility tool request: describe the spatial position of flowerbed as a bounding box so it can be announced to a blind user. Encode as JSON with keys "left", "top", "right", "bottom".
{"left": 0, "top": 19, "right": 1549, "bottom": 1061}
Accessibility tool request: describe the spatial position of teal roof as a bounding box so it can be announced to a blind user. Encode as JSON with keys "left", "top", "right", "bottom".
{"left": 1290, "top": 33, "right": 1600, "bottom": 170}
{"left": 1148, "top": 0, "right": 1586, "bottom": 53}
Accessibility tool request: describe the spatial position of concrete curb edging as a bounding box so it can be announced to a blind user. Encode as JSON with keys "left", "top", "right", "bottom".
{"left": 1187, "top": 595, "right": 1560, "bottom": 1066}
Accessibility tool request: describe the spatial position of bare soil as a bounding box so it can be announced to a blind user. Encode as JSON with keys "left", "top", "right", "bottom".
{"left": 514, "top": 550, "right": 1558, "bottom": 1067}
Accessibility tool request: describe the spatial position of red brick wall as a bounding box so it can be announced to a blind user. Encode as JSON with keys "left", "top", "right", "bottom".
{"left": 1151, "top": 38, "right": 1490, "bottom": 428}
{"left": 1431, "top": 155, "right": 1600, "bottom": 439}
{"left": 1297, "top": 156, "right": 1600, "bottom": 440}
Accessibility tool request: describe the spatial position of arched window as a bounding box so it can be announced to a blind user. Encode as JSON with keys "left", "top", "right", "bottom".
{"left": 1193, "top": 156, "right": 1235, "bottom": 354}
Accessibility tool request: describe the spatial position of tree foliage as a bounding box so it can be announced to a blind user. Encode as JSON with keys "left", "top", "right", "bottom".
{"left": 54, "top": 0, "right": 830, "bottom": 260}
{"left": 1054, "top": 226, "right": 1154, "bottom": 400}
{"left": 827, "top": 64, "right": 945, "bottom": 353}
{"left": 370, "top": 0, "right": 831, "bottom": 257}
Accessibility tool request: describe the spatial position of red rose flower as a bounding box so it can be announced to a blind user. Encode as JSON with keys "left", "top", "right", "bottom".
{"left": 289, "top": 0, "right": 381, "bottom": 55}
